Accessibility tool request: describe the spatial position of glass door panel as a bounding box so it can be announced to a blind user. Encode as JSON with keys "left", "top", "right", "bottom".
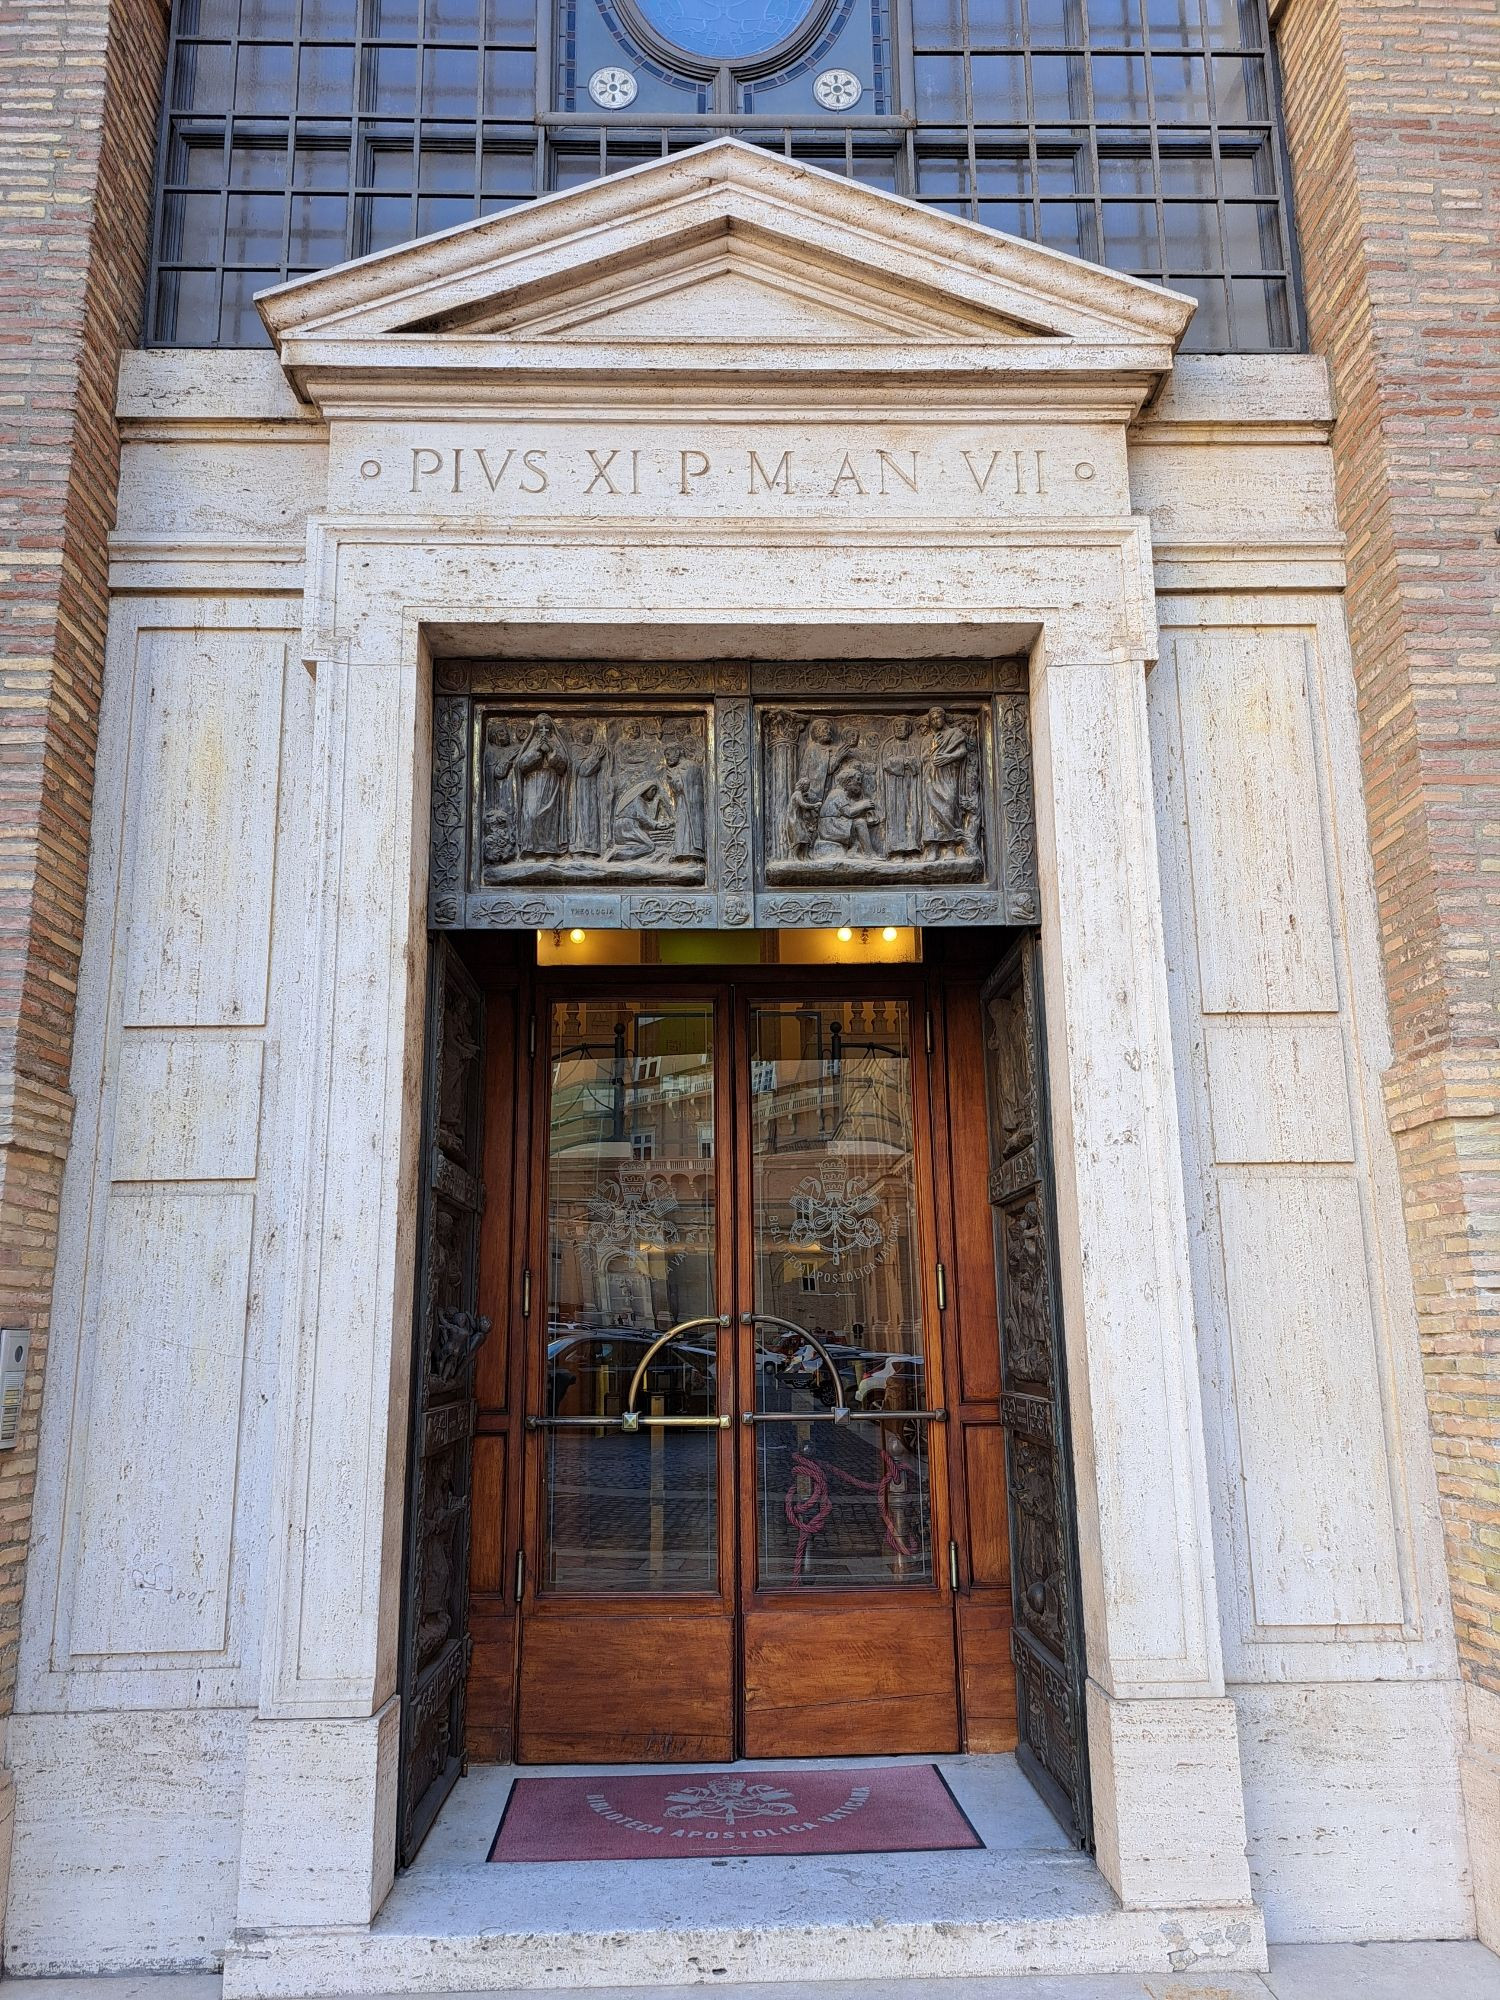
{"left": 542, "top": 997, "right": 718, "bottom": 1593}
{"left": 747, "top": 997, "right": 935, "bottom": 1588}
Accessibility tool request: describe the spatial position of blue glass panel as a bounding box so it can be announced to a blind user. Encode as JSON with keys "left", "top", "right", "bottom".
{"left": 632, "top": 0, "right": 817, "bottom": 61}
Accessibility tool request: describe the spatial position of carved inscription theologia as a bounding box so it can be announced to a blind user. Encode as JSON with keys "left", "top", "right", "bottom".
{"left": 477, "top": 707, "right": 708, "bottom": 886}
{"left": 762, "top": 706, "right": 986, "bottom": 886}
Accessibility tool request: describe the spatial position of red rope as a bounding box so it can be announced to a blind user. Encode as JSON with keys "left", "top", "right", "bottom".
{"left": 783, "top": 1438, "right": 922, "bottom": 1581}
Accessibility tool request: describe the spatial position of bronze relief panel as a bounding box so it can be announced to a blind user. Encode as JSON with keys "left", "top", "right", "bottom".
{"left": 476, "top": 705, "right": 710, "bottom": 887}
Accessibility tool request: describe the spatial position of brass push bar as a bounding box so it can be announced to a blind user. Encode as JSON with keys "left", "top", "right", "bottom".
{"left": 622, "top": 1314, "right": 733, "bottom": 1429}
{"left": 742, "top": 1312, "right": 850, "bottom": 1420}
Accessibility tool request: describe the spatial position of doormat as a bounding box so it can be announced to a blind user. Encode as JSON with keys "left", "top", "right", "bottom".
{"left": 488, "top": 1764, "right": 983, "bottom": 1863}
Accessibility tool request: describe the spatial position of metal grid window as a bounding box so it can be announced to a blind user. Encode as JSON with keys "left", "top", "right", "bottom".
{"left": 148, "top": 0, "right": 1300, "bottom": 348}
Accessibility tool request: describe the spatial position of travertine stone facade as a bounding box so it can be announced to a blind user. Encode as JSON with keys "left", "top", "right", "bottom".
{"left": 0, "top": 0, "right": 167, "bottom": 1921}
{"left": 0, "top": 147, "right": 1473, "bottom": 1981}
{"left": 1274, "top": 0, "right": 1500, "bottom": 1942}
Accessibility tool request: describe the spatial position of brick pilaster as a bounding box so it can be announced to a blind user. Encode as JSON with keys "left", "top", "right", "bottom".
{"left": 0, "top": 0, "right": 169, "bottom": 1769}
{"left": 1274, "top": 0, "right": 1500, "bottom": 1703}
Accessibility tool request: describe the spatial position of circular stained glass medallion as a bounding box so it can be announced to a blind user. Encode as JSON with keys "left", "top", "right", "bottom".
{"left": 631, "top": 0, "right": 820, "bottom": 60}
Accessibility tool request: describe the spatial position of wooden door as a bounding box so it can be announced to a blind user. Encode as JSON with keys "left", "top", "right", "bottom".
{"left": 506, "top": 971, "right": 991, "bottom": 1764}
{"left": 735, "top": 987, "right": 959, "bottom": 1756}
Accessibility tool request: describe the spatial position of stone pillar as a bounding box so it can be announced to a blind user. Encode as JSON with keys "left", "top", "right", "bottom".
{"left": 232, "top": 635, "right": 427, "bottom": 1935}
{"left": 1030, "top": 649, "right": 1255, "bottom": 1914}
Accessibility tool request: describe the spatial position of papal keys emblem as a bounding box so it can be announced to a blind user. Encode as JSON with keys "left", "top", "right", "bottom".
{"left": 662, "top": 1778, "right": 799, "bottom": 1826}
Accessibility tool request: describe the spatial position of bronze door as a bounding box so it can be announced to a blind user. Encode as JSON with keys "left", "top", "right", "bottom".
{"left": 512, "top": 976, "right": 963, "bottom": 1762}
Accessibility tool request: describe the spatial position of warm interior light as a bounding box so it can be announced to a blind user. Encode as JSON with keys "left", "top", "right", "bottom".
{"left": 882, "top": 926, "right": 898, "bottom": 942}
{"left": 569, "top": 928, "right": 587, "bottom": 943}
{"left": 837, "top": 926, "right": 853, "bottom": 942}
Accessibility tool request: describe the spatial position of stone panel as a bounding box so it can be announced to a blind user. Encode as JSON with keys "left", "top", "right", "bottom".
{"left": 111, "top": 1035, "right": 264, "bottom": 1184}
{"left": 121, "top": 631, "right": 286, "bottom": 1030}
{"left": 1217, "top": 1171, "right": 1403, "bottom": 1631}
{"left": 68, "top": 1190, "right": 255, "bottom": 1659}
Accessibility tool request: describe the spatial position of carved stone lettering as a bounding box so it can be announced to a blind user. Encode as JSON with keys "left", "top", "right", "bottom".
{"left": 762, "top": 705, "right": 987, "bottom": 886}
{"left": 477, "top": 706, "right": 709, "bottom": 887}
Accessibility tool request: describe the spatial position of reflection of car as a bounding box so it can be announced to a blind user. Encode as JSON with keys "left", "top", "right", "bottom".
{"left": 757, "top": 1334, "right": 925, "bottom": 1411}
{"left": 546, "top": 1328, "right": 716, "bottom": 1416}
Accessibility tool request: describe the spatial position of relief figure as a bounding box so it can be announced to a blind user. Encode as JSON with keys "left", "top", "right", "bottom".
{"left": 480, "top": 718, "right": 521, "bottom": 867}
{"left": 813, "top": 764, "right": 882, "bottom": 857}
{"left": 663, "top": 736, "right": 706, "bottom": 862}
{"left": 920, "top": 707, "right": 973, "bottom": 860}
{"left": 516, "top": 713, "right": 571, "bottom": 857}
{"left": 569, "top": 722, "right": 607, "bottom": 856}
{"left": 878, "top": 718, "right": 921, "bottom": 855}
{"left": 786, "top": 718, "right": 854, "bottom": 856}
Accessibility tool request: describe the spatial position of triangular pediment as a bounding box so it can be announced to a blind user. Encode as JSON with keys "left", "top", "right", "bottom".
{"left": 259, "top": 139, "right": 1195, "bottom": 393}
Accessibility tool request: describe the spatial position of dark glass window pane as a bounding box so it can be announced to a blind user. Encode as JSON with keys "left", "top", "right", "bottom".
{"left": 237, "top": 43, "right": 294, "bottom": 112}
{"left": 1151, "top": 53, "right": 1209, "bottom": 119}
{"left": 288, "top": 190, "right": 348, "bottom": 258}
{"left": 1039, "top": 199, "right": 1094, "bottom": 257}
{"left": 421, "top": 140, "right": 478, "bottom": 189}
{"left": 218, "top": 267, "right": 277, "bottom": 343}
{"left": 1098, "top": 150, "right": 1153, "bottom": 195}
{"left": 1203, "top": 0, "right": 1261, "bottom": 46}
{"left": 1213, "top": 54, "right": 1267, "bottom": 120}
{"left": 911, "top": 0, "right": 961, "bottom": 50}
{"left": 482, "top": 142, "right": 537, "bottom": 194}
{"left": 851, "top": 154, "right": 899, "bottom": 191}
{"left": 302, "top": 0, "right": 358, "bottom": 32}
{"left": 1088, "top": 0, "right": 1144, "bottom": 46}
{"left": 179, "top": 0, "right": 237, "bottom": 31}
{"left": 1223, "top": 199, "right": 1280, "bottom": 268}
{"left": 1145, "top": 0, "right": 1202, "bottom": 47}
{"left": 155, "top": 266, "right": 221, "bottom": 342}
{"left": 159, "top": 188, "right": 223, "bottom": 260}
{"left": 978, "top": 198, "right": 1028, "bottom": 235}
{"left": 357, "top": 190, "right": 415, "bottom": 249}
{"left": 1231, "top": 274, "right": 1290, "bottom": 347}
{"left": 364, "top": 136, "right": 415, "bottom": 186}
{"left": 173, "top": 42, "right": 233, "bottom": 111}
{"left": 1037, "top": 144, "right": 1090, "bottom": 192}
{"left": 915, "top": 152, "right": 967, "bottom": 200}
{"left": 914, "top": 54, "right": 965, "bottom": 119}
{"left": 294, "top": 141, "right": 352, "bottom": 186}
{"left": 1102, "top": 197, "right": 1159, "bottom": 267}
{"left": 365, "top": 0, "right": 418, "bottom": 34}
{"left": 363, "top": 44, "right": 417, "bottom": 113}
{"left": 428, "top": 0, "right": 482, "bottom": 37}
{"left": 418, "top": 193, "right": 476, "bottom": 231}
{"left": 965, "top": 0, "right": 1024, "bottom": 46}
{"left": 299, "top": 43, "right": 355, "bottom": 111}
{"left": 225, "top": 189, "right": 285, "bottom": 260}
{"left": 229, "top": 139, "right": 288, "bottom": 186}
{"left": 1163, "top": 199, "right": 1219, "bottom": 269}
{"left": 240, "top": 0, "right": 294, "bottom": 31}
{"left": 1024, "top": 0, "right": 1082, "bottom": 46}
{"left": 1174, "top": 273, "right": 1229, "bottom": 348}
{"left": 1156, "top": 139, "right": 1216, "bottom": 193}
{"left": 968, "top": 53, "right": 1027, "bottom": 120}
{"left": 484, "top": 46, "right": 534, "bottom": 119}
{"left": 484, "top": 0, "right": 534, "bottom": 39}
{"left": 1091, "top": 54, "right": 1148, "bottom": 120}
{"left": 1219, "top": 134, "right": 1277, "bottom": 195}
{"left": 976, "top": 153, "right": 1029, "bottom": 197}
{"left": 1030, "top": 53, "right": 1085, "bottom": 121}
{"left": 425, "top": 45, "right": 479, "bottom": 117}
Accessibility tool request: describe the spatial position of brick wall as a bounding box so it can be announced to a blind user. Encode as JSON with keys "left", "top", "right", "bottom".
{"left": 1275, "top": 0, "right": 1500, "bottom": 1697}
{"left": 0, "top": 0, "right": 169, "bottom": 1754}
